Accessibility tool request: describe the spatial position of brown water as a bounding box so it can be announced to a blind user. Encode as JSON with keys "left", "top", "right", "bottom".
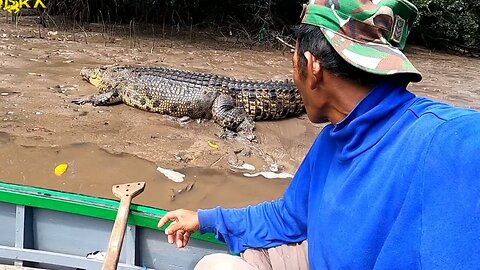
{"left": 0, "top": 132, "right": 290, "bottom": 209}
{"left": 0, "top": 18, "right": 479, "bottom": 211}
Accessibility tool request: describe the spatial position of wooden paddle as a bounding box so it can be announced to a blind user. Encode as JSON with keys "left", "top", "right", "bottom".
{"left": 102, "top": 182, "right": 146, "bottom": 270}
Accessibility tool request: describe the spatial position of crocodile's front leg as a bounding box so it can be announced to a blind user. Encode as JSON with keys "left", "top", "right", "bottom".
{"left": 212, "top": 94, "right": 256, "bottom": 141}
{"left": 72, "top": 90, "right": 122, "bottom": 106}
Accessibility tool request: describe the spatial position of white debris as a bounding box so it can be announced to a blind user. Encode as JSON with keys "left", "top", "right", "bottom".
{"left": 231, "top": 163, "right": 256, "bottom": 171}
{"left": 86, "top": 250, "right": 105, "bottom": 261}
{"left": 28, "top": 72, "right": 44, "bottom": 77}
{"left": 269, "top": 163, "right": 279, "bottom": 172}
{"left": 243, "top": 171, "right": 294, "bottom": 179}
{"left": 157, "top": 167, "right": 185, "bottom": 183}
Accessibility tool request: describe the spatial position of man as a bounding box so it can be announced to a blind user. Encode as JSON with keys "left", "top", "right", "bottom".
{"left": 158, "top": 0, "right": 480, "bottom": 269}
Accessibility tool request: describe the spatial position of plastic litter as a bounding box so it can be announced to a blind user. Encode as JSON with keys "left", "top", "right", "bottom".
{"left": 231, "top": 163, "right": 256, "bottom": 171}
{"left": 157, "top": 167, "right": 185, "bottom": 183}
{"left": 243, "top": 171, "right": 294, "bottom": 179}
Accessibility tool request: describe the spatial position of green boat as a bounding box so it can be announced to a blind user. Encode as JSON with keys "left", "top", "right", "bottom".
{"left": 0, "top": 182, "right": 229, "bottom": 269}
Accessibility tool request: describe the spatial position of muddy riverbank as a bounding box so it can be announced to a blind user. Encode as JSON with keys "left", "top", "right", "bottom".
{"left": 0, "top": 19, "right": 479, "bottom": 210}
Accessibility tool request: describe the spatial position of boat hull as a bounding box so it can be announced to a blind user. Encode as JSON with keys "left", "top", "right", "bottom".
{"left": 0, "top": 183, "right": 229, "bottom": 269}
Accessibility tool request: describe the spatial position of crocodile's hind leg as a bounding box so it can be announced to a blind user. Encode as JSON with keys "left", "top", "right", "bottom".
{"left": 212, "top": 94, "right": 256, "bottom": 141}
{"left": 72, "top": 90, "right": 122, "bottom": 106}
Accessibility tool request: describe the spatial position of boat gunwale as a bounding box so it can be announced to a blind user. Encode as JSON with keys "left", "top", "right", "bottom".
{"left": 0, "top": 182, "right": 224, "bottom": 245}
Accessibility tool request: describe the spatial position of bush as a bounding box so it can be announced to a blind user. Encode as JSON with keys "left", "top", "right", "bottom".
{"left": 411, "top": 0, "right": 480, "bottom": 56}
{"left": 42, "top": 0, "right": 479, "bottom": 55}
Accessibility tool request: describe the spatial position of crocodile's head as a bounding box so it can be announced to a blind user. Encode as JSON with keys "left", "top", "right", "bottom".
{"left": 80, "top": 67, "right": 109, "bottom": 90}
{"left": 80, "top": 65, "right": 126, "bottom": 92}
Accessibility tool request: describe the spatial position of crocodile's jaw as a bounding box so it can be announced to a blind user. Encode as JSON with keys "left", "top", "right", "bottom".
{"left": 80, "top": 68, "right": 105, "bottom": 89}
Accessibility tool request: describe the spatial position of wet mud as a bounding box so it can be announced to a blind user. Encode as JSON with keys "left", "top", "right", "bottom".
{"left": 0, "top": 19, "right": 479, "bottom": 210}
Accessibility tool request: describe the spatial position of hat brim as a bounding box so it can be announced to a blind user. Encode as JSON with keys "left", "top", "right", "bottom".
{"left": 320, "top": 27, "right": 422, "bottom": 83}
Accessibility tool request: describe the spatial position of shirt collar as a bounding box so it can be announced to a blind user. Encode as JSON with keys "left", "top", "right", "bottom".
{"left": 330, "top": 81, "right": 417, "bottom": 161}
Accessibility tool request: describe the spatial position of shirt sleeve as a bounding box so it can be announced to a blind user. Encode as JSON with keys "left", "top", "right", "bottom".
{"left": 420, "top": 114, "right": 480, "bottom": 269}
{"left": 197, "top": 129, "right": 328, "bottom": 254}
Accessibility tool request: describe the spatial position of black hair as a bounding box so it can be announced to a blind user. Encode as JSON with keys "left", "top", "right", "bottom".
{"left": 293, "top": 24, "right": 390, "bottom": 86}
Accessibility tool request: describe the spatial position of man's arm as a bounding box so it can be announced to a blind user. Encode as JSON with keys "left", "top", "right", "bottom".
{"left": 193, "top": 129, "right": 333, "bottom": 253}
{"left": 158, "top": 129, "right": 331, "bottom": 252}
{"left": 198, "top": 198, "right": 307, "bottom": 254}
{"left": 158, "top": 158, "right": 312, "bottom": 253}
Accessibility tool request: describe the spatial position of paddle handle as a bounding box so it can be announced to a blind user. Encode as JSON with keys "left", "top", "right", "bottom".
{"left": 102, "top": 196, "right": 132, "bottom": 270}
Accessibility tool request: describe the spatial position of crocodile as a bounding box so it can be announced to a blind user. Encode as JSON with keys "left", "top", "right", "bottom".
{"left": 73, "top": 65, "right": 304, "bottom": 140}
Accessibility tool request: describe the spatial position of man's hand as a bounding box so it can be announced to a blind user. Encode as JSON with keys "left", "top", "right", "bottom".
{"left": 157, "top": 209, "right": 200, "bottom": 248}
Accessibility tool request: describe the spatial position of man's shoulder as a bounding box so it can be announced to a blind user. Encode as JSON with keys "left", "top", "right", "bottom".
{"left": 399, "top": 96, "right": 480, "bottom": 143}
{"left": 407, "top": 96, "right": 480, "bottom": 123}
{"left": 406, "top": 97, "right": 480, "bottom": 151}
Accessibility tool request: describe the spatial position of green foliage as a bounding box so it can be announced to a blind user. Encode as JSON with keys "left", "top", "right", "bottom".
{"left": 42, "top": 0, "right": 479, "bottom": 54}
{"left": 411, "top": 0, "right": 480, "bottom": 55}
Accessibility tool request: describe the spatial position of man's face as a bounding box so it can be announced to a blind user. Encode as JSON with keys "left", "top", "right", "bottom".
{"left": 292, "top": 44, "right": 329, "bottom": 124}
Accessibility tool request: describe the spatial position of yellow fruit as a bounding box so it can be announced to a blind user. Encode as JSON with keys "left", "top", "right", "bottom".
{"left": 54, "top": 163, "right": 68, "bottom": 176}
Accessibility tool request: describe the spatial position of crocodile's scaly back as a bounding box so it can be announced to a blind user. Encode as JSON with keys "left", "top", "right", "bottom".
{"left": 229, "top": 79, "right": 303, "bottom": 120}
{"left": 118, "top": 66, "right": 305, "bottom": 120}
{"left": 76, "top": 65, "right": 304, "bottom": 140}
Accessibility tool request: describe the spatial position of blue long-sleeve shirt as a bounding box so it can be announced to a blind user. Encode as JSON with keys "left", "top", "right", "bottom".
{"left": 198, "top": 82, "right": 480, "bottom": 269}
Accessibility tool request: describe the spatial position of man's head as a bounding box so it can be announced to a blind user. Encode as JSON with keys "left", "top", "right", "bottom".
{"left": 292, "top": 0, "right": 422, "bottom": 123}
{"left": 293, "top": 24, "right": 387, "bottom": 87}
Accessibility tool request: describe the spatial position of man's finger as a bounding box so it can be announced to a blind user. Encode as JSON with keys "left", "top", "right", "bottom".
{"left": 182, "top": 231, "right": 191, "bottom": 247}
{"left": 166, "top": 220, "right": 183, "bottom": 235}
{"left": 166, "top": 221, "right": 179, "bottom": 244}
{"left": 158, "top": 211, "right": 177, "bottom": 228}
{"left": 176, "top": 230, "right": 184, "bottom": 248}
{"left": 168, "top": 233, "right": 175, "bottom": 245}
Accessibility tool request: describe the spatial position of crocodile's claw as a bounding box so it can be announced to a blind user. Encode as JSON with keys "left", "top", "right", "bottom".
{"left": 71, "top": 92, "right": 122, "bottom": 106}
{"left": 218, "top": 128, "right": 257, "bottom": 143}
{"left": 71, "top": 97, "right": 91, "bottom": 105}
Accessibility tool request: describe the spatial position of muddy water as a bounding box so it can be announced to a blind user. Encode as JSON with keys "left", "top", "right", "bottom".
{"left": 0, "top": 132, "right": 289, "bottom": 209}
{"left": 0, "top": 19, "right": 321, "bottom": 211}
{"left": 0, "top": 18, "right": 479, "bottom": 211}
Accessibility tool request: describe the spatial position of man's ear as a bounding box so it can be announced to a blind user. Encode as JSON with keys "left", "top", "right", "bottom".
{"left": 303, "top": 51, "right": 322, "bottom": 89}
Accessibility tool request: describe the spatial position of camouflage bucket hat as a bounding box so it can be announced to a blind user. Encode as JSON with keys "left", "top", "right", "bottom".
{"left": 301, "top": 0, "right": 422, "bottom": 82}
